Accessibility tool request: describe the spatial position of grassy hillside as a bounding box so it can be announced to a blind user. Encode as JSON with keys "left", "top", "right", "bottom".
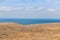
{"left": 0, "top": 22, "right": 60, "bottom": 40}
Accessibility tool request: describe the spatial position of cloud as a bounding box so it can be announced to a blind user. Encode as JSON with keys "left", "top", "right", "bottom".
{"left": 0, "top": 6, "right": 11, "bottom": 11}
{"left": 0, "top": 0, "right": 60, "bottom": 18}
{"left": 48, "top": 8, "right": 56, "bottom": 12}
{"left": 0, "top": 6, "right": 23, "bottom": 11}
{"left": 23, "top": 5, "right": 44, "bottom": 11}
{"left": 0, "top": 5, "right": 44, "bottom": 12}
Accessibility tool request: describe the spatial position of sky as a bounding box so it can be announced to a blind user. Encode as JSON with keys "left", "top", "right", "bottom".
{"left": 0, "top": 0, "right": 60, "bottom": 18}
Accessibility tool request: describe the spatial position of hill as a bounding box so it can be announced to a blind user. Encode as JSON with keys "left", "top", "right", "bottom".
{"left": 0, "top": 22, "right": 60, "bottom": 40}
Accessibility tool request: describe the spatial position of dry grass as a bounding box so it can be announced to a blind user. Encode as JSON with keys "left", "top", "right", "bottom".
{"left": 0, "top": 22, "right": 60, "bottom": 40}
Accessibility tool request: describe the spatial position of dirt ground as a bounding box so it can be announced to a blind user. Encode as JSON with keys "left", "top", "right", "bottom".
{"left": 0, "top": 23, "right": 60, "bottom": 40}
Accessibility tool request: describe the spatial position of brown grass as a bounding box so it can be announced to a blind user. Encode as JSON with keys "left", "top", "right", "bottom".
{"left": 0, "top": 22, "right": 60, "bottom": 40}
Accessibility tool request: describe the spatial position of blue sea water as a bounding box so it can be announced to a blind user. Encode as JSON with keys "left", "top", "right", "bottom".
{"left": 0, "top": 18, "right": 60, "bottom": 25}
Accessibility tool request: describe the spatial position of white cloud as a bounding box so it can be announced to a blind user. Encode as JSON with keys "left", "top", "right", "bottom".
{"left": 24, "top": 6, "right": 44, "bottom": 11}
{"left": 0, "top": 6, "right": 23, "bottom": 11}
{"left": 0, "top": 0, "right": 60, "bottom": 18}
{"left": 0, "top": 6, "right": 11, "bottom": 11}
{"left": 48, "top": 8, "right": 56, "bottom": 12}
{"left": 0, "top": 6, "right": 44, "bottom": 12}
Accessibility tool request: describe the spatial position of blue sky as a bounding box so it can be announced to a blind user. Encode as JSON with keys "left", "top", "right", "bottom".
{"left": 0, "top": 0, "right": 60, "bottom": 18}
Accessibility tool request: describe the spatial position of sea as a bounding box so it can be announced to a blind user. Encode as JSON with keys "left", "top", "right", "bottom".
{"left": 0, "top": 18, "right": 60, "bottom": 25}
